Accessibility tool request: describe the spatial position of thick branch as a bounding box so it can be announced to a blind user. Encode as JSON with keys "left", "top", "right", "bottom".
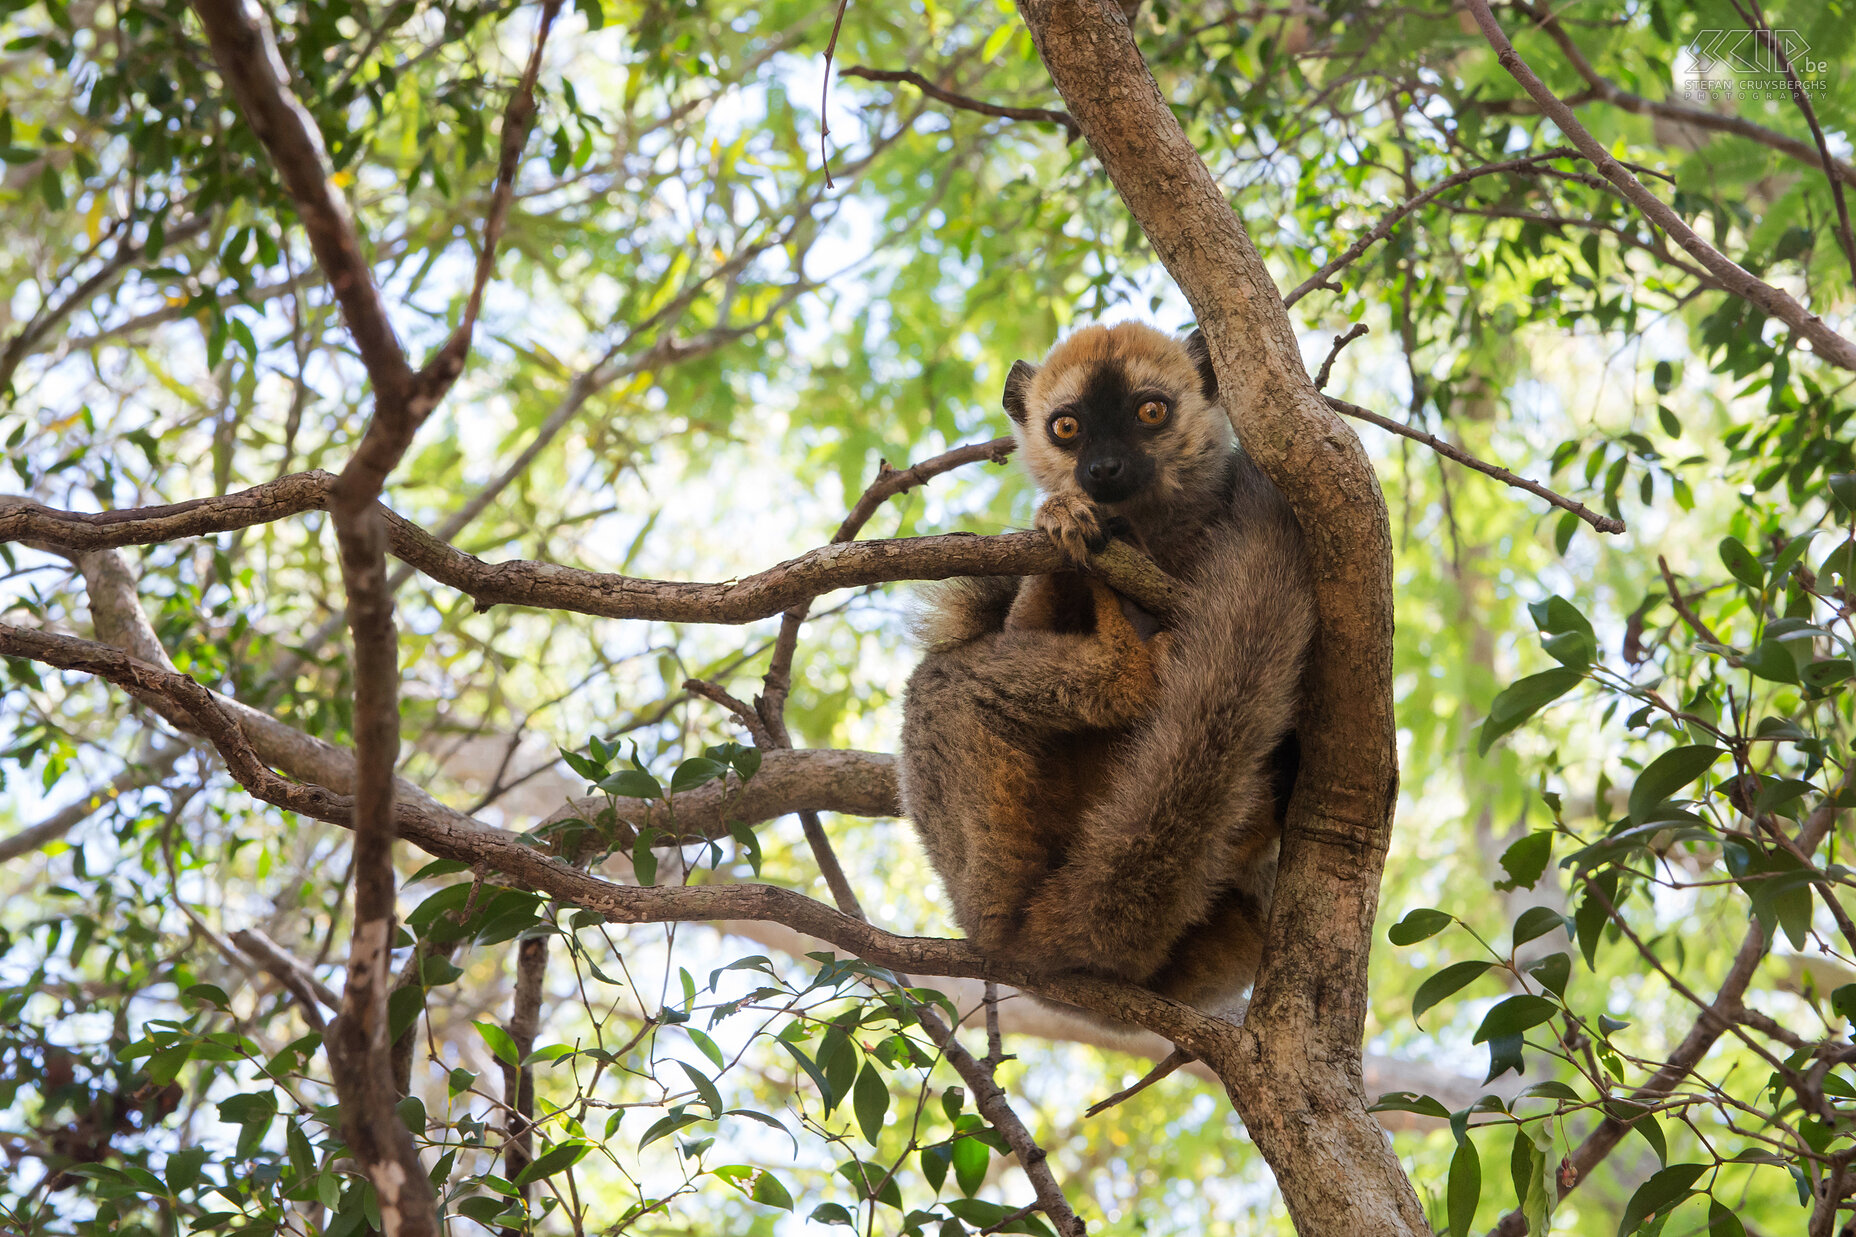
{"left": 0, "top": 472, "right": 1184, "bottom": 624}
{"left": 1463, "top": 0, "right": 1856, "bottom": 372}
{"left": 840, "top": 66, "right": 1079, "bottom": 143}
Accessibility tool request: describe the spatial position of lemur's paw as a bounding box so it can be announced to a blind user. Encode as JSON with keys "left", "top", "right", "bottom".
{"left": 1036, "top": 494, "right": 1105, "bottom": 564}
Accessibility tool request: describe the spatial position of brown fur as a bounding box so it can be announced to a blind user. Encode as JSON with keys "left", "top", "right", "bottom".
{"left": 898, "top": 323, "right": 1314, "bottom": 1020}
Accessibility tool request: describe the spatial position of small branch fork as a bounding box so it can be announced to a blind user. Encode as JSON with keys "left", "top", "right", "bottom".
{"left": 840, "top": 67, "right": 1080, "bottom": 143}
{"left": 1462, "top": 0, "right": 1856, "bottom": 373}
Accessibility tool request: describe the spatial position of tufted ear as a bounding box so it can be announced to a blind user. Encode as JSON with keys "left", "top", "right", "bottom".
{"left": 1184, "top": 329, "right": 1218, "bottom": 401}
{"left": 1002, "top": 359, "right": 1039, "bottom": 424}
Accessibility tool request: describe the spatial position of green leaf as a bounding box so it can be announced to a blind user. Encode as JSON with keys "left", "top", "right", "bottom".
{"left": 1708, "top": 1198, "right": 1748, "bottom": 1237}
{"left": 632, "top": 826, "right": 659, "bottom": 887}
{"left": 678, "top": 1060, "right": 722, "bottom": 1117}
{"left": 514, "top": 1140, "right": 591, "bottom": 1187}
{"left": 852, "top": 1060, "right": 890, "bottom": 1145}
{"left": 1413, "top": 960, "right": 1494, "bottom": 1021}
{"left": 637, "top": 1110, "right": 703, "bottom": 1150}
{"left": 1494, "top": 832, "right": 1552, "bottom": 891}
{"left": 388, "top": 983, "right": 426, "bottom": 1042}
{"left": 811, "top": 1202, "right": 857, "bottom": 1227}
{"left": 1628, "top": 745, "right": 1722, "bottom": 822}
{"left": 1389, "top": 907, "right": 1453, "bottom": 945}
{"left": 1617, "top": 1163, "right": 1706, "bottom": 1236}
{"left": 1512, "top": 905, "right": 1569, "bottom": 948}
{"left": 686, "top": 1026, "right": 726, "bottom": 1070}
{"left": 920, "top": 1142, "right": 952, "bottom": 1192}
{"left": 953, "top": 1136, "right": 989, "bottom": 1196}
{"left": 671, "top": 757, "right": 727, "bottom": 793}
{"left": 599, "top": 769, "right": 663, "bottom": 799}
{"left": 1719, "top": 536, "right": 1764, "bottom": 590}
{"left": 729, "top": 820, "right": 763, "bottom": 876}
{"left": 1653, "top": 360, "right": 1674, "bottom": 394}
{"left": 1446, "top": 1132, "right": 1481, "bottom": 1237}
{"left": 1529, "top": 596, "right": 1597, "bottom": 668}
{"left": 1527, "top": 952, "right": 1572, "bottom": 998}
{"left": 713, "top": 1164, "right": 794, "bottom": 1210}
{"left": 1802, "top": 658, "right": 1853, "bottom": 689}
{"left": 473, "top": 1021, "right": 520, "bottom": 1067}
{"left": 1479, "top": 669, "right": 1583, "bottom": 755}
{"left": 1366, "top": 1092, "right": 1451, "bottom": 1119}
{"left": 1472, "top": 995, "right": 1559, "bottom": 1043}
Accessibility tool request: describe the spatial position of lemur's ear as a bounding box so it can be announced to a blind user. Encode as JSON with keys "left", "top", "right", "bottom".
{"left": 1003, "top": 360, "right": 1039, "bottom": 424}
{"left": 1184, "top": 329, "right": 1218, "bottom": 401}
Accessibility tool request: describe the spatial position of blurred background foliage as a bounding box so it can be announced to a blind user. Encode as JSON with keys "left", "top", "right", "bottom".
{"left": 0, "top": 0, "right": 1853, "bottom": 1232}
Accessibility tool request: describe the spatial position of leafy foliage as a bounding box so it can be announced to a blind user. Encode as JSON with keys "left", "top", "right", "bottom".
{"left": 1, "top": 0, "right": 1853, "bottom": 1232}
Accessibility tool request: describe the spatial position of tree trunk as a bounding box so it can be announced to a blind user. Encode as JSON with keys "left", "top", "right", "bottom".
{"left": 1013, "top": 2, "right": 1425, "bottom": 1232}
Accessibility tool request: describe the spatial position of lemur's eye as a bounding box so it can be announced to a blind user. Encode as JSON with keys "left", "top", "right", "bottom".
{"left": 1049, "top": 415, "right": 1081, "bottom": 441}
{"left": 1137, "top": 400, "right": 1169, "bottom": 425}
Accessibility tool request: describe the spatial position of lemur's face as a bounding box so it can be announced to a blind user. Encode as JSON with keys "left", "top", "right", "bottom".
{"left": 1003, "top": 323, "right": 1233, "bottom": 513}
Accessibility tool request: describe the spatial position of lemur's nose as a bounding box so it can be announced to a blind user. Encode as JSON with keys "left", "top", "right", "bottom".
{"left": 1088, "top": 458, "right": 1124, "bottom": 482}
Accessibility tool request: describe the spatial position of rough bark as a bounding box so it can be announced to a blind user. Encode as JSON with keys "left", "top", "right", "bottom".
{"left": 1013, "top": 1, "right": 1422, "bottom": 1232}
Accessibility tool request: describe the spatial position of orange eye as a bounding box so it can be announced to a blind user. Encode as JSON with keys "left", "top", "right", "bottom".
{"left": 1137, "top": 400, "right": 1169, "bottom": 425}
{"left": 1049, "top": 415, "right": 1080, "bottom": 441}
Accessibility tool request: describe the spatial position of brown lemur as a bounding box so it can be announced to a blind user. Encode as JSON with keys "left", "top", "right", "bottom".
{"left": 898, "top": 322, "right": 1314, "bottom": 1017}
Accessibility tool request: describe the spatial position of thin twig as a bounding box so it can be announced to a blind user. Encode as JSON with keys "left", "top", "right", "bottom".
{"left": 818, "top": 0, "right": 853, "bottom": 187}
{"left": 683, "top": 678, "right": 776, "bottom": 749}
{"left": 1325, "top": 396, "right": 1625, "bottom": 533}
{"left": 840, "top": 66, "right": 1079, "bottom": 143}
{"left": 1312, "top": 323, "right": 1368, "bottom": 391}
{"left": 414, "top": 0, "right": 564, "bottom": 406}
{"left": 1284, "top": 149, "right": 1576, "bottom": 306}
{"left": 1083, "top": 1047, "right": 1192, "bottom": 1118}
{"left": 1461, "top": 0, "right": 1856, "bottom": 372}
{"left": 1656, "top": 555, "right": 1725, "bottom": 645}
{"left": 229, "top": 927, "right": 340, "bottom": 1026}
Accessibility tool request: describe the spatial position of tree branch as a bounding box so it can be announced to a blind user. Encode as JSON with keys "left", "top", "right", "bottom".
{"left": 0, "top": 470, "right": 1185, "bottom": 625}
{"left": 0, "top": 621, "right": 1238, "bottom": 1062}
{"left": 1283, "top": 148, "right": 1577, "bottom": 307}
{"left": 1462, "top": 0, "right": 1856, "bottom": 372}
{"left": 0, "top": 214, "right": 213, "bottom": 391}
{"left": 840, "top": 66, "right": 1079, "bottom": 143}
{"left": 0, "top": 737, "right": 188, "bottom": 864}
{"left": 1327, "top": 396, "right": 1625, "bottom": 533}
{"left": 190, "top": 0, "right": 414, "bottom": 404}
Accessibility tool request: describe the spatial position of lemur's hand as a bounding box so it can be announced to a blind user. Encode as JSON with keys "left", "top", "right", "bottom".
{"left": 1035, "top": 493, "right": 1107, "bottom": 564}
